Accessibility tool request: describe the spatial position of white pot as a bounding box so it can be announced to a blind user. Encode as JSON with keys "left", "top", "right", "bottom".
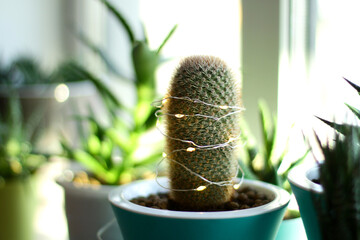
{"left": 57, "top": 174, "right": 116, "bottom": 240}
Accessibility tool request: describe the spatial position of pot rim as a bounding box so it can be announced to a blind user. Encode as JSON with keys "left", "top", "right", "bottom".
{"left": 288, "top": 164, "right": 323, "bottom": 193}
{"left": 0, "top": 80, "right": 96, "bottom": 99}
{"left": 109, "top": 177, "right": 290, "bottom": 219}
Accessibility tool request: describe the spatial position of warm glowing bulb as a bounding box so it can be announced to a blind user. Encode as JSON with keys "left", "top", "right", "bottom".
{"left": 175, "top": 114, "right": 185, "bottom": 118}
{"left": 219, "top": 105, "right": 229, "bottom": 110}
{"left": 228, "top": 137, "right": 237, "bottom": 142}
{"left": 162, "top": 98, "right": 168, "bottom": 105}
{"left": 233, "top": 183, "right": 241, "bottom": 190}
{"left": 162, "top": 152, "right": 167, "bottom": 158}
{"left": 186, "top": 147, "right": 196, "bottom": 152}
{"left": 196, "top": 186, "right": 207, "bottom": 191}
{"left": 54, "top": 83, "right": 70, "bottom": 103}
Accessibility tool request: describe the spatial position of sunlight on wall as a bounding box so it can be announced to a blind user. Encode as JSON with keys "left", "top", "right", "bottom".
{"left": 278, "top": 0, "right": 360, "bottom": 165}
{"left": 310, "top": 0, "right": 360, "bottom": 120}
{"left": 139, "top": 0, "right": 241, "bottom": 94}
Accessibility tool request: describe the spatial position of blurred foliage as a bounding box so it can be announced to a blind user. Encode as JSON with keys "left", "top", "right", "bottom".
{"left": 0, "top": 56, "right": 89, "bottom": 86}
{"left": 239, "top": 100, "right": 308, "bottom": 193}
{"left": 0, "top": 92, "right": 47, "bottom": 184}
{"left": 61, "top": 0, "right": 177, "bottom": 185}
{"left": 0, "top": 57, "right": 92, "bottom": 183}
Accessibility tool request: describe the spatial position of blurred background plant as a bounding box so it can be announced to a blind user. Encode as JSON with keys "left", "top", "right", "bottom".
{"left": 239, "top": 100, "right": 308, "bottom": 220}
{"left": 0, "top": 56, "right": 82, "bottom": 85}
{"left": 0, "top": 55, "right": 111, "bottom": 154}
{"left": 0, "top": 55, "right": 114, "bottom": 101}
{"left": 239, "top": 100, "right": 308, "bottom": 192}
{"left": 60, "top": 0, "right": 177, "bottom": 185}
{"left": 0, "top": 92, "right": 46, "bottom": 184}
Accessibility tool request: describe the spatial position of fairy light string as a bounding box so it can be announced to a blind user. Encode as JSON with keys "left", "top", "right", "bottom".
{"left": 153, "top": 96, "right": 246, "bottom": 192}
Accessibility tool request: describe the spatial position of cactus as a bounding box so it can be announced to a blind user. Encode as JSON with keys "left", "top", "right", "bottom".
{"left": 163, "top": 56, "right": 242, "bottom": 210}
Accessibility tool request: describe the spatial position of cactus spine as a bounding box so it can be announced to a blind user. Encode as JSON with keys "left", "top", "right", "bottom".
{"left": 164, "top": 56, "right": 241, "bottom": 210}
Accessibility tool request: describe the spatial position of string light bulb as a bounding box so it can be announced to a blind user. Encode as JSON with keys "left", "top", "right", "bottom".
{"left": 196, "top": 186, "right": 207, "bottom": 191}
{"left": 186, "top": 147, "right": 196, "bottom": 152}
{"left": 153, "top": 95, "right": 245, "bottom": 192}
{"left": 233, "top": 183, "right": 241, "bottom": 190}
{"left": 175, "top": 114, "right": 185, "bottom": 118}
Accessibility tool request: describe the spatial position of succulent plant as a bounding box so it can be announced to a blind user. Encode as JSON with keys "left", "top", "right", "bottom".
{"left": 312, "top": 78, "right": 360, "bottom": 239}
{"left": 312, "top": 126, "right": 360, "bottom": 239}
{"left": 163, "top": 56, "right": 242, "bottom": 210}
{"left": 239, "top": 101, "right": 308, "bottom": 194}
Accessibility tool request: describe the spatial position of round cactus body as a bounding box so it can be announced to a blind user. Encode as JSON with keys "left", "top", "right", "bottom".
{"left": 164, "top": 56, "right": 242, "bottom": 210}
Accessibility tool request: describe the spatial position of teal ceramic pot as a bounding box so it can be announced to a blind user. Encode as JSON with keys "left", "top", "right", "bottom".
{"left": 109, "top": 177, "right": 290, "bottom": 240}
{"left": 275, "top": 217, "right": 307, "bottom": 240}
{"left": 288, "top": 165, "right": 323, "bottom": 240}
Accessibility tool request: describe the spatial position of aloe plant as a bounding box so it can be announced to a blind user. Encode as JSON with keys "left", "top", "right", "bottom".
{"left": 239, "top": 101, "right": 308, "bottom": 193}
{"left": 312, "top": 127, "right": 360, "bottom": 239}
{"left": 311, "top": 78, "right": 360, "bottom": 239}
{"left": 317, "top": 78, "right": 360, "bottom": 134}
{"left": 61, "top": 0, "right": 177, "bottom": 185}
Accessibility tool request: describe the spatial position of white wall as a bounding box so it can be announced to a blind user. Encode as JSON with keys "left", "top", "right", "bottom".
{"left": 0, "top": 0, "right": 67, "bottom": 70}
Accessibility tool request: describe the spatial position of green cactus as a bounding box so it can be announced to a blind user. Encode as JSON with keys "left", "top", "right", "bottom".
{"left": 164, "top": 56, "right": 242, "bottom": 210}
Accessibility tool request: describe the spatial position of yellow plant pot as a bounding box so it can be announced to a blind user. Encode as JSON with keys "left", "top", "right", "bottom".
{"left": 0, "top": 176, "right": 38, "bottom": 240}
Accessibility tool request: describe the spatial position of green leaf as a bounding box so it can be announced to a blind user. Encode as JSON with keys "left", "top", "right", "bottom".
{"left": 73, "top": 149, "right": 107, "bottom": 176}
{"left": 316, "top": 116, "right": 356, "bottom": 135}
{"left": 100, "top": 0, "right": 136, "bottom": 44}
{"left": 73, "top": 115, "right": 106, "bottom": 138}
{"left": 105, "top": 128, "right": 130, "bottom": 152}
{"left": 156, "top": 24, "right": 178, "bottom": 54}
{"left": 7, "top": 92, "right": 23, "bottom": 140}
{"left": 281, "top": 149, "right": 309, "bottom": 177}
{"left": 87, "top": 135, "right": 101, "bottom": 155}
{"left": 9, "top": 57, "right": 48, "bottom": 84}
{"left": 238, "top": 159, "right": 259, "bottom": 180}
{"left": 259, "top": 100, "right": 276, "bottom": 162}
{"left": 345, "top": 103, "right": 360, "bottom": 120}
{"left": 100, "top": 138, "right": 113, "bottom": 165}
{"left": 344, "top": 77, "right": 360, "bottom": 95}
{"left": 143, "top": 108, "right": 158, "bottom": 129}
{"left": 132, "top": 41, "right": 159, "bottom": 88}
